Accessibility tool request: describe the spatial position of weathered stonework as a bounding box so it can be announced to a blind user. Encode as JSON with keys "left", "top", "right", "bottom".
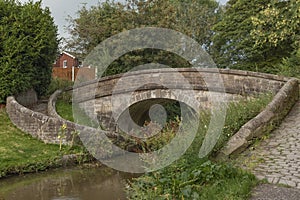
{"left": 216, "top": 78, "right": 299, "bottom": 159}
{"left": 7, "top": 92, "right": 104, "bottom": 144}
{"left": 6, "top": 68, "right": 298, "bottom": 161}
{"left": 72, "top": 68, "right": 288, "bottom": 130}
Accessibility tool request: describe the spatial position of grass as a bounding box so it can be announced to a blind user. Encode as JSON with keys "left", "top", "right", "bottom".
{"left": 212, "top": 94, "right": 273, "bottom": 154}
{"left": 127, "top": 157, "right": 258, "bottom": 200}
{"left": 0, "top": 108, "right": 84, "bottom": 178}
{"left": 55, "top": 93, "right": 98, "bottom": 128}
{"left": 56, "top": 99, "right": 74, "bottom": 121}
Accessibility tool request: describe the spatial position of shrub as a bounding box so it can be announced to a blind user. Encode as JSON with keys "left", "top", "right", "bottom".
{"left": 0, "top": 0, "right": 58, "bottom": 103}
{"left": 46, "top": 78, "right": 73, "bottom": 96}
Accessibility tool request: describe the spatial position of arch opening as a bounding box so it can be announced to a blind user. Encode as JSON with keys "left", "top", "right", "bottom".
{"left": 116, "top": 98, "right": 196, "bottom": 133}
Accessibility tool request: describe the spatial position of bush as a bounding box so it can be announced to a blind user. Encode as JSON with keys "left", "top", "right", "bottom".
{"left": 46, "top": 78, "right": 73, "bottom": 96}
{"left": 276, "top": 48, "right": 300, "bottom": 78}
{"left": 0, "top": 0, "right": 58, "bottom": 103}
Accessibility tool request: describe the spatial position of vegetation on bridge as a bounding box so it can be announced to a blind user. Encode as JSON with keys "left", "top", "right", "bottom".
{"left": 126, "top": 94, "right": 273, "bottom": 199}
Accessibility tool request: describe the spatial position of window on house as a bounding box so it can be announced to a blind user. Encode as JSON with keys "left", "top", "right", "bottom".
{"left": 63, "top": 60, "right": 67, "bottom": 68}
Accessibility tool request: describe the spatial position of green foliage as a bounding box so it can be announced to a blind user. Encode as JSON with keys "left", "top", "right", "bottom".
{"left": 211, "top": 0, "right": 299, "bottom": 74}
{"left": 56, "top": 99, "right": 74, "bottom": 121}
{"left": 126, "top": 94, "right": 272, "bottom": 199}
{"left": 46, "top": 78, "right": 73, "bottom": 96}
{"left": 127, "top": 159, "right": 257, "bottom": 200}
{"left": 251, "top": 0, "right": 300, "bottom": 50}
{"left": 213, "top": 94, "right": 273, "bottom": 154}
{"left": 276, "top": 48, "right": 300, "bottom": 78}
{"left": 0, "top": 0, "right": 59, "bottom": 103}
{"left": 66, "top": 0, "right": 221, "bottom": 76}
{"left": 212, "top": 0, "right": 273, "bottom": 70}
{"left": 56, "top": 97, "right": 98, "bottom": 128}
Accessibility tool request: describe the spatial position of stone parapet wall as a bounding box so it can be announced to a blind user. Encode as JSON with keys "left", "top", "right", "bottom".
{"left": 216, "top": 78, "right": 299, "bottom": 159}
{"left": 6, "top": 91, "right": 119, "bottom": 159}
{"left": 73, "top": 68, "right": 287, "bottom": 104}
{"left": 7, "top": 95, "right": 105, "bottom": 146}
{"left": 73, "top": 68, "right": 288, "bottom": 130}
{"left": 48, "top": 89, "right": 64, "bottom": 120}
{"left": 7, "top": 96, "right": 64, "bottom": 144}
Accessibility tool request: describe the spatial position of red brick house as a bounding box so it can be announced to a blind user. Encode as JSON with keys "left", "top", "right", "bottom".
{"left": 53, "top": 51, "right": 80, "bottom": 68}
{"left": 52, "top": 51, "right": 95, "bottom": 81}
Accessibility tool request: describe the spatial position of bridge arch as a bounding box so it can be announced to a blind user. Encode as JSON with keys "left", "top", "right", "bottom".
{"left": 72, "top": 68, "right": 287, "bottom": 131}
{"left": 115, "top": 97, "right": 197, "bottom": 133}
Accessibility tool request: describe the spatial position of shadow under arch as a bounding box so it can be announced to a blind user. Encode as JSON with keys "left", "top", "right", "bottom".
{"left": 116, "top": 97, "right": 198, "bottom": 134}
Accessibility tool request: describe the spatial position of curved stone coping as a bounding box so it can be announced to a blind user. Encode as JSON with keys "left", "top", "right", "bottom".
{"left": 72, "top": 68, "right": 288, "bottom": 104}
{"left": 216, "top": 78, "right": 299, "bottom": 160}
{"left": 7, "top": 95, "right": 109, "bottom": 142}
{"left": 73, "top": 68, "right": 290, "bottom": 89}
{"left": 48, "top": 89, "right": 65, "bottom": 120}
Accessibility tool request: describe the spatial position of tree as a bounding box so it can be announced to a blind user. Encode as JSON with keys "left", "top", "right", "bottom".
{"left": 250, "top": 0, "right": 300, "bottom": 76}
{"left": 251, "top": 0, "right": 299, "bottom": 49}
{"left": 212, "top": 0, "right": 299, "bottom": 73}
{"left": 277, "top": 48, "right": 300, "bottom": 78}
{"left": 0, "top": 0, "right": 59, "bottom": 103}
{"left": 211, "top": 0, "right": 274, "bottom": 71}
{"left": 66, "top": 0, "right": 221, "bottom": 76}
{"left": 66, "top": 1, "right": 128, "bottom": 58}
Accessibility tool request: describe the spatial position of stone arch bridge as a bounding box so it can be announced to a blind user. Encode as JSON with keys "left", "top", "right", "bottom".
{"left": 72, "top": 68, "right": 287, "bottom": 131}
{"left": 6, "top": 67, "right": 298, "bottom": 169}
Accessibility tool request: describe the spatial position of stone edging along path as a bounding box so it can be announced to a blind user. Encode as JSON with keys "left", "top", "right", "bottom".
{"left": 216, "top": 78, "right": 299, "bottom": 160}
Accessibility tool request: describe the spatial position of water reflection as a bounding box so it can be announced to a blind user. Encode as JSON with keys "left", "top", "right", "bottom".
{"left": 0, "top": 166, "right": 135, "bottom": 200}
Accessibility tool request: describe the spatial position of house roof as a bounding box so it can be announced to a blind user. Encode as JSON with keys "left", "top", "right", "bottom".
{"left": 62, "top": 51, "right": 76, "bottom": 59}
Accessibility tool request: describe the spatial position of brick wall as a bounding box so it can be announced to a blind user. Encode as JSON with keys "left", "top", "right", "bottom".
{"left": 53, "top": 53, "right": 78, "bottom": 68}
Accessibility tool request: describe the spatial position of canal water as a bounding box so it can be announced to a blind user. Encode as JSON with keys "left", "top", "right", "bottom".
{"left": 0, "top": 166, "right": 135, "bottom": 200}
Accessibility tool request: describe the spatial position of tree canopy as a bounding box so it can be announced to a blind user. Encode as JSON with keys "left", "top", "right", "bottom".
{"left": 66, "top": 0, "right": 299, "bottom": 77}
{"left": 0, "top": 0, "right": 59, "bottom": 103}
{"left": 250, "top": 0, "right": 300, "bottom": 76}
{"left": 212, "top": 0, "right": 300, "bottom": 74}
{"left": 66, "top": 0, "right": 222, "bottom": 76}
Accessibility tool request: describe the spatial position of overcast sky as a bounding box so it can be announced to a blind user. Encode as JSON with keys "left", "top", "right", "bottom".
{"left": 19, "top": 0, "right": 228, "bottom": 39}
